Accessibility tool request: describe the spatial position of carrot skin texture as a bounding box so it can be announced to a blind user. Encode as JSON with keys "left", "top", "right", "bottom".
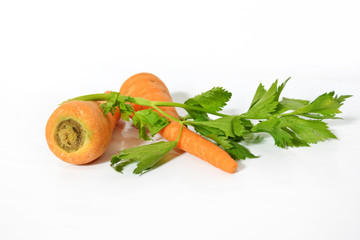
{"left": 46, "top": 100, "right": 120, "bottom": 165}
{"left": 120, "top": 73, "right": 238, "bottom": 173}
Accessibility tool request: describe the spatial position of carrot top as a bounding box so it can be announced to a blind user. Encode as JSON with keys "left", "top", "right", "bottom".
{"left": 64, "top": 78, "right": 351, "bottom": 174}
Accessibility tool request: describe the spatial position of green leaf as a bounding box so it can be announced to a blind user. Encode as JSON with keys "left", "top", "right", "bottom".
{"left": 100, "top": 92, "right": 120, "bottom": 115}
{"left": 276, "top": 98, "right": 310, "bottom": 114}
{"left": 118, "top": 102, "right": 134, "bottom": 121}
{"left": 132, "top": 109, "right": 170, "bottom": 141}
{"left": 243, "top": 80, "right": 279, "bottom": 119}
{"left": 274, "top": 126, "right": 309, "bottom": 148}
{"left": 279, "top": 116, "right": 337, "bottom": 144}
{"left": 275, "top": 77, "right": 290, "bottom": 101}
{"left": 188, "top": 115, "right": 246, "bottom": 138}
{"left": 189, "top": 86, "right": 232, "bottom": 112}
{"left": 292, "top": 92, "right": 352, "bottom": 118}
{"left": 244, "top": 78, "right": 291, "bottom": 119}
{"left": 187, "top": 116, "right": 257, "bottom": 160}
{"left": 251, "top": 118, "right": 278, "bottom": 133}
{"left": 100, "top": 92, "right": 134, "bottom": 121}
{"left": 225, "top": 141, "right": 258, "bottom": 160}
{"left": 252, "top": 116, "right": 337, "bottom": 148}
{"left": 249, "top": 83, "right": 267, "bottom": 109}
{"left": 111, "top": 141, "right": 177, "bottom": 174}
{"left": 252, "top": 118, "right": 308, "bottom": 148}
{"left": 184, "top": 87, "right": 232, "bottom": 120}
{"left": 183, "top": 102, "right": 210, "bottom": 121}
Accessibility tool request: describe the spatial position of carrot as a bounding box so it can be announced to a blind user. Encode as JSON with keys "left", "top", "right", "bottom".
{"left": 120, "top": 73, "right": 238, "bottom": 173}
{"left": 45, "top": 95, "right": 120, "bottom": 165}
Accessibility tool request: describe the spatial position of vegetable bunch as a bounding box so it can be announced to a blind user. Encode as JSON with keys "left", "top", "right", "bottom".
{"left": 46, "top": 73, "right": 351, "bottom": 174}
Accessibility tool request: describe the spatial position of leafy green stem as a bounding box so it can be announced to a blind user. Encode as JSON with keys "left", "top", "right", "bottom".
{"left": 175, "top": 123, "right": 184, "bottom": 143}
{"left": 63, "top": 93, "right": 229, "bottom": 117}
{"left": 152, "top": 101, "right": 229, "bottom": 117}
{"left": 62, "top": 93, "right": 110, "bottom": 104}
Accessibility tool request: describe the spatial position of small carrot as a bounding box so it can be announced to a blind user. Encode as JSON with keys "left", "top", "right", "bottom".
{"left": 45, "top": 95, "right": 120, "bottom": 165}
{"left": 120, "top": 73, "right": 238, "bottom": 173}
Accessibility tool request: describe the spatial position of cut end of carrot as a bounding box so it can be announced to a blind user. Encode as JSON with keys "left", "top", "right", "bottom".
{"left": 54, "top": 118, "right": 86, "bottom": 153}
{"left": 46, "top": 100, "right": 119, "bottom": 165}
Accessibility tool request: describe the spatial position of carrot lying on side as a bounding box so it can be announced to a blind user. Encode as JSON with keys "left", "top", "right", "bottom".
{"left": 45, "top": 95, "right": 120, "bottom": 165}
{"left": 120, "top": 73, "right": 238, "bottom": 173}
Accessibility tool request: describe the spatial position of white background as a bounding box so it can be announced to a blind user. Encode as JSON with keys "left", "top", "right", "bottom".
{"left": 1, "top": 1, "right": 360, "bottom": 239}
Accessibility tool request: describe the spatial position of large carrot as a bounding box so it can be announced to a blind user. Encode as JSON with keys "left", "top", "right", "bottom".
{"left": 120, "top": 73, "right": 238, "bottom": 173}
{"left": 46, "top": 95, "right": 120, "bottom": 165}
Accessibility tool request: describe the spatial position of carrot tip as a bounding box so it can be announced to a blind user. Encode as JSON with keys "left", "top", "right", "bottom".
{"left": 223, "top": 161, "right": 238, "bottom": 173}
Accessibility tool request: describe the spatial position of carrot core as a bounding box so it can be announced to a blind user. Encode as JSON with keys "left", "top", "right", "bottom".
{"left": 54, "top": 119, "right": 85, "bottom": 152}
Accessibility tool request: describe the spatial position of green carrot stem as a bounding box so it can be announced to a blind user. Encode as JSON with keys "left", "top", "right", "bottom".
{"left": 62, "top": 93, "right": 110, "bottom": 104}
{"left": 152, "top": 101, "right": 229, "bottom": 117}
{"left": 175, "top": 123, "right": 184, "bottom": 143}
{"left": 63, "top": 93, "right": 229, "bottom": 117}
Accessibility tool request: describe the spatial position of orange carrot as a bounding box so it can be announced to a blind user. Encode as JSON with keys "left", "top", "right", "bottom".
{"left": 45, "top": 95, "right": 120, "bottom": 165}
{"left": 120, "top": 73, "right": 238, "bottom": 173}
